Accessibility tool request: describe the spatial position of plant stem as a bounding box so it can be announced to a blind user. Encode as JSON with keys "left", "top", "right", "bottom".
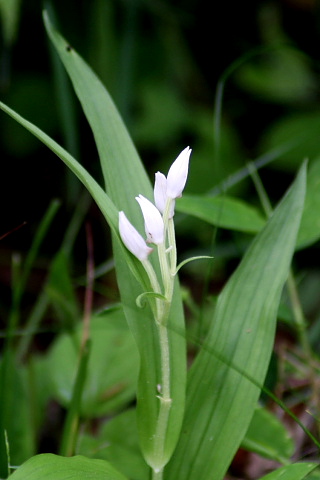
{"left": 286, "top": 271, "right": 312, "bottom": 358}
{"left": 150, "top": 198, "right": 176, "bottom": 478}
{"left": 152, "top": 322, "right": 172, "bottom": 480}
{"left": 152, "top": 468, "right": 164, "bottom": 480}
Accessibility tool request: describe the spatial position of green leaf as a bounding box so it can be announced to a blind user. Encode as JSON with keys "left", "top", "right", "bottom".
{"left": 296, "top": 157, "right": 320, "bottom": 248}
{"left": 9, "top": 454, "right": 128, "bottom": 480}
{"left": 305, "top": 468, "right": 320, "bottom": 480}
{"left": 47, "top": 308, "right": 139, "bottom": 417}
{"left": 43, "top": 11, "right": 148, "bottom": 215}
{"left": 43, "top": 12, "right": 186, "bottom": 469}
{"left": 165, "top": 163, "right": 306, "bottom": 480}
{"left": 241, "top": 406, "right": 294, "bottom": 463}
{"left": 259, "top": 463, "right": 318, "bottom": 480}
{"left": 78, "top": 409, "right": 149, "bottom": 480}
{"left": 176, "top": 194, "right": 266, "bottom": 233}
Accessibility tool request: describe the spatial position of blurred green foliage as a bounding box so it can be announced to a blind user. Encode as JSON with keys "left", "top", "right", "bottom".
{"left": 1, "top": 2, "right": 320, "bottom": 478}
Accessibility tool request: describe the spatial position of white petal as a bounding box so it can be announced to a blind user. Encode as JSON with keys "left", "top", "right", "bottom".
{"left": 166, "top": 146, "right": 191, "bottom": 199}
{"left": 154, "top": 172, "right": 175, "bottom": 218}
{"left": 154, "top": 172, "right": 167, "bottom": 214}
{"left": 119, "top": 211, "right": 152, "bottom": 261}
{"left": 136, "top": 195, "right": 164, "bottom": 245}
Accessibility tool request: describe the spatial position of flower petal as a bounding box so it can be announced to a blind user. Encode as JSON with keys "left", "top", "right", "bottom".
{"left": 154, "top": 172, "right": 175, "bottom": 218}
{"left": 136, "top": 194, "right": 164, "bottom": 245}
{"left": 166, "top": 146, "right": 191, "bottom": 199}
{"left": 119, "top": 211, "right": 153, "bottom": 261}
{"left": 154, "top": 172, "right": 167, "bottom": 214}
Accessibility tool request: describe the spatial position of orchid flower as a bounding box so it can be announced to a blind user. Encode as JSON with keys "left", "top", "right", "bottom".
{"left": 166, "top": 146, "right": 191, "bottom": 199}
{"left": 119, "top": 211, "right": 153, "bottom": 261}
{"left": 154, "top": 172, "right": 175, "bottom": 218}
{"left": 154, "top": 146, "right": 191, "bottom": 218}
{"left": 136, "top": 194, "right": 164, "bottom": 245}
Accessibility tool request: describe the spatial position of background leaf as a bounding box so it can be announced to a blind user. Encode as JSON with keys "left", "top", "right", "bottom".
{"left": 241, "top": 406, "right": 294, "bottom": 463}
{"left": 78, "top": 409, "right": 149, "bottom": 480}
{"left": 47, "top": 307, "right": 139, "bottom": 417}
{"left": 176, "top": 194, "right": 265, "bottom": 233}
{"left": 9, "top": 454, "right": 128, "bottom": 480}
{"left": 259, "top": 463, "right": 318, "bottom": 480}
{"left": 296, "top": 157, "right": 320, "bottom": 248}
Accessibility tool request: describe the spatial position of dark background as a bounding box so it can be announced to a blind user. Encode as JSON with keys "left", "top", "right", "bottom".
{"left": 1, "top": 0, "right": 320, "bottom": 314}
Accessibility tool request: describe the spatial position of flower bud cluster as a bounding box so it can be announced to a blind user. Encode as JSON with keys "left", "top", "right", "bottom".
{"left": 119, "top": 147, "right": 191, "bottom": 263}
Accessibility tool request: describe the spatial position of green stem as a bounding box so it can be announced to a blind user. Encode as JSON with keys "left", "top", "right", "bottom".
{"left": 286, "top": 271, "right": 313, "bottom": 359}
{"left": 150, "top": 198, "right": 177, "bottom": 478}
{"left": 152, "top": 468, "right": 164, "bottom": 480}
{"left": 287, "top": 271, "right": 320, "bottom": 431}
{"left": 142, "top": 259, "right": 163, "bottom": 318}
{"left": 152, "top": 322, "right": 172, "bottom": 479}
{"left": 247, "top": 161, "right": 273, "bottom": 217}
{"left": 167, "top": 218, "right": 177, "bottom": 278}
{"left": 157, "top": 242, "right": 171, "bottom": 298}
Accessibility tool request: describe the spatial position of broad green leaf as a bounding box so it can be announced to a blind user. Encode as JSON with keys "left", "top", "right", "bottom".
{"left": 176, "top": 194, "right": 265, "bottom": 233}
{"left": 259, "top": 463, "right": 318, "bottom": 480}
{"left": 9, "top": 454, "right": 127, "bottom": 480}
{"left": 78, "top": 409, "right": 149, "bottom": 480}
{"left": 241, "top": 406, "right": 294, "bottom": 463}
{"left": 177, "top": 159, "right": 320, "bottom": 248}
{"left": 166, "top": 163, "right": 306, "bottom": 480}
{"left": 47, "top": 308, "right": 139, "bottom": 417}
{"left": 43, "top": 12, "right": 186, "bottom": 470}
{"left": 43, "top": 11, "right": 148, "bottom": 216}
{"left": 296, "top": 158, "right": 320, "bottom": 248}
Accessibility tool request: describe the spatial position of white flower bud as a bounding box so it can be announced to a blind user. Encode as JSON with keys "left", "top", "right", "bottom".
{"left": 136, "top": 194, "right": 164, "bottom": 245}
{"left": 166, "top": 146, "right": 191, "bottom": 199}
{"left": 154, "top": 172, "right": 167, "bottom": 214}
{"left": 119, "top": 211, "right": 153, "bottom": 261}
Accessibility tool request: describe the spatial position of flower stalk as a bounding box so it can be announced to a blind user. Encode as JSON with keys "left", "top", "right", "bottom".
{"left": 118, "top": 147, "right": 192, "bottom": 478}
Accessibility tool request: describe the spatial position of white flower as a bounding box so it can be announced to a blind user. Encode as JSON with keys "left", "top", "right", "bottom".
{"left": 154, "top": 172, "right": 175, "bottom": 219}
{"left": 136, "top": 194, "right": 164, "bottom": 245}
{"left": 154, "top": 172, "right": 167, "bottom": 214}
{"left": 166, "top": 146, "right": 191, "bottom": 199}
{"left": 119, "top": 211, "right": 153, "bottom": 261}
